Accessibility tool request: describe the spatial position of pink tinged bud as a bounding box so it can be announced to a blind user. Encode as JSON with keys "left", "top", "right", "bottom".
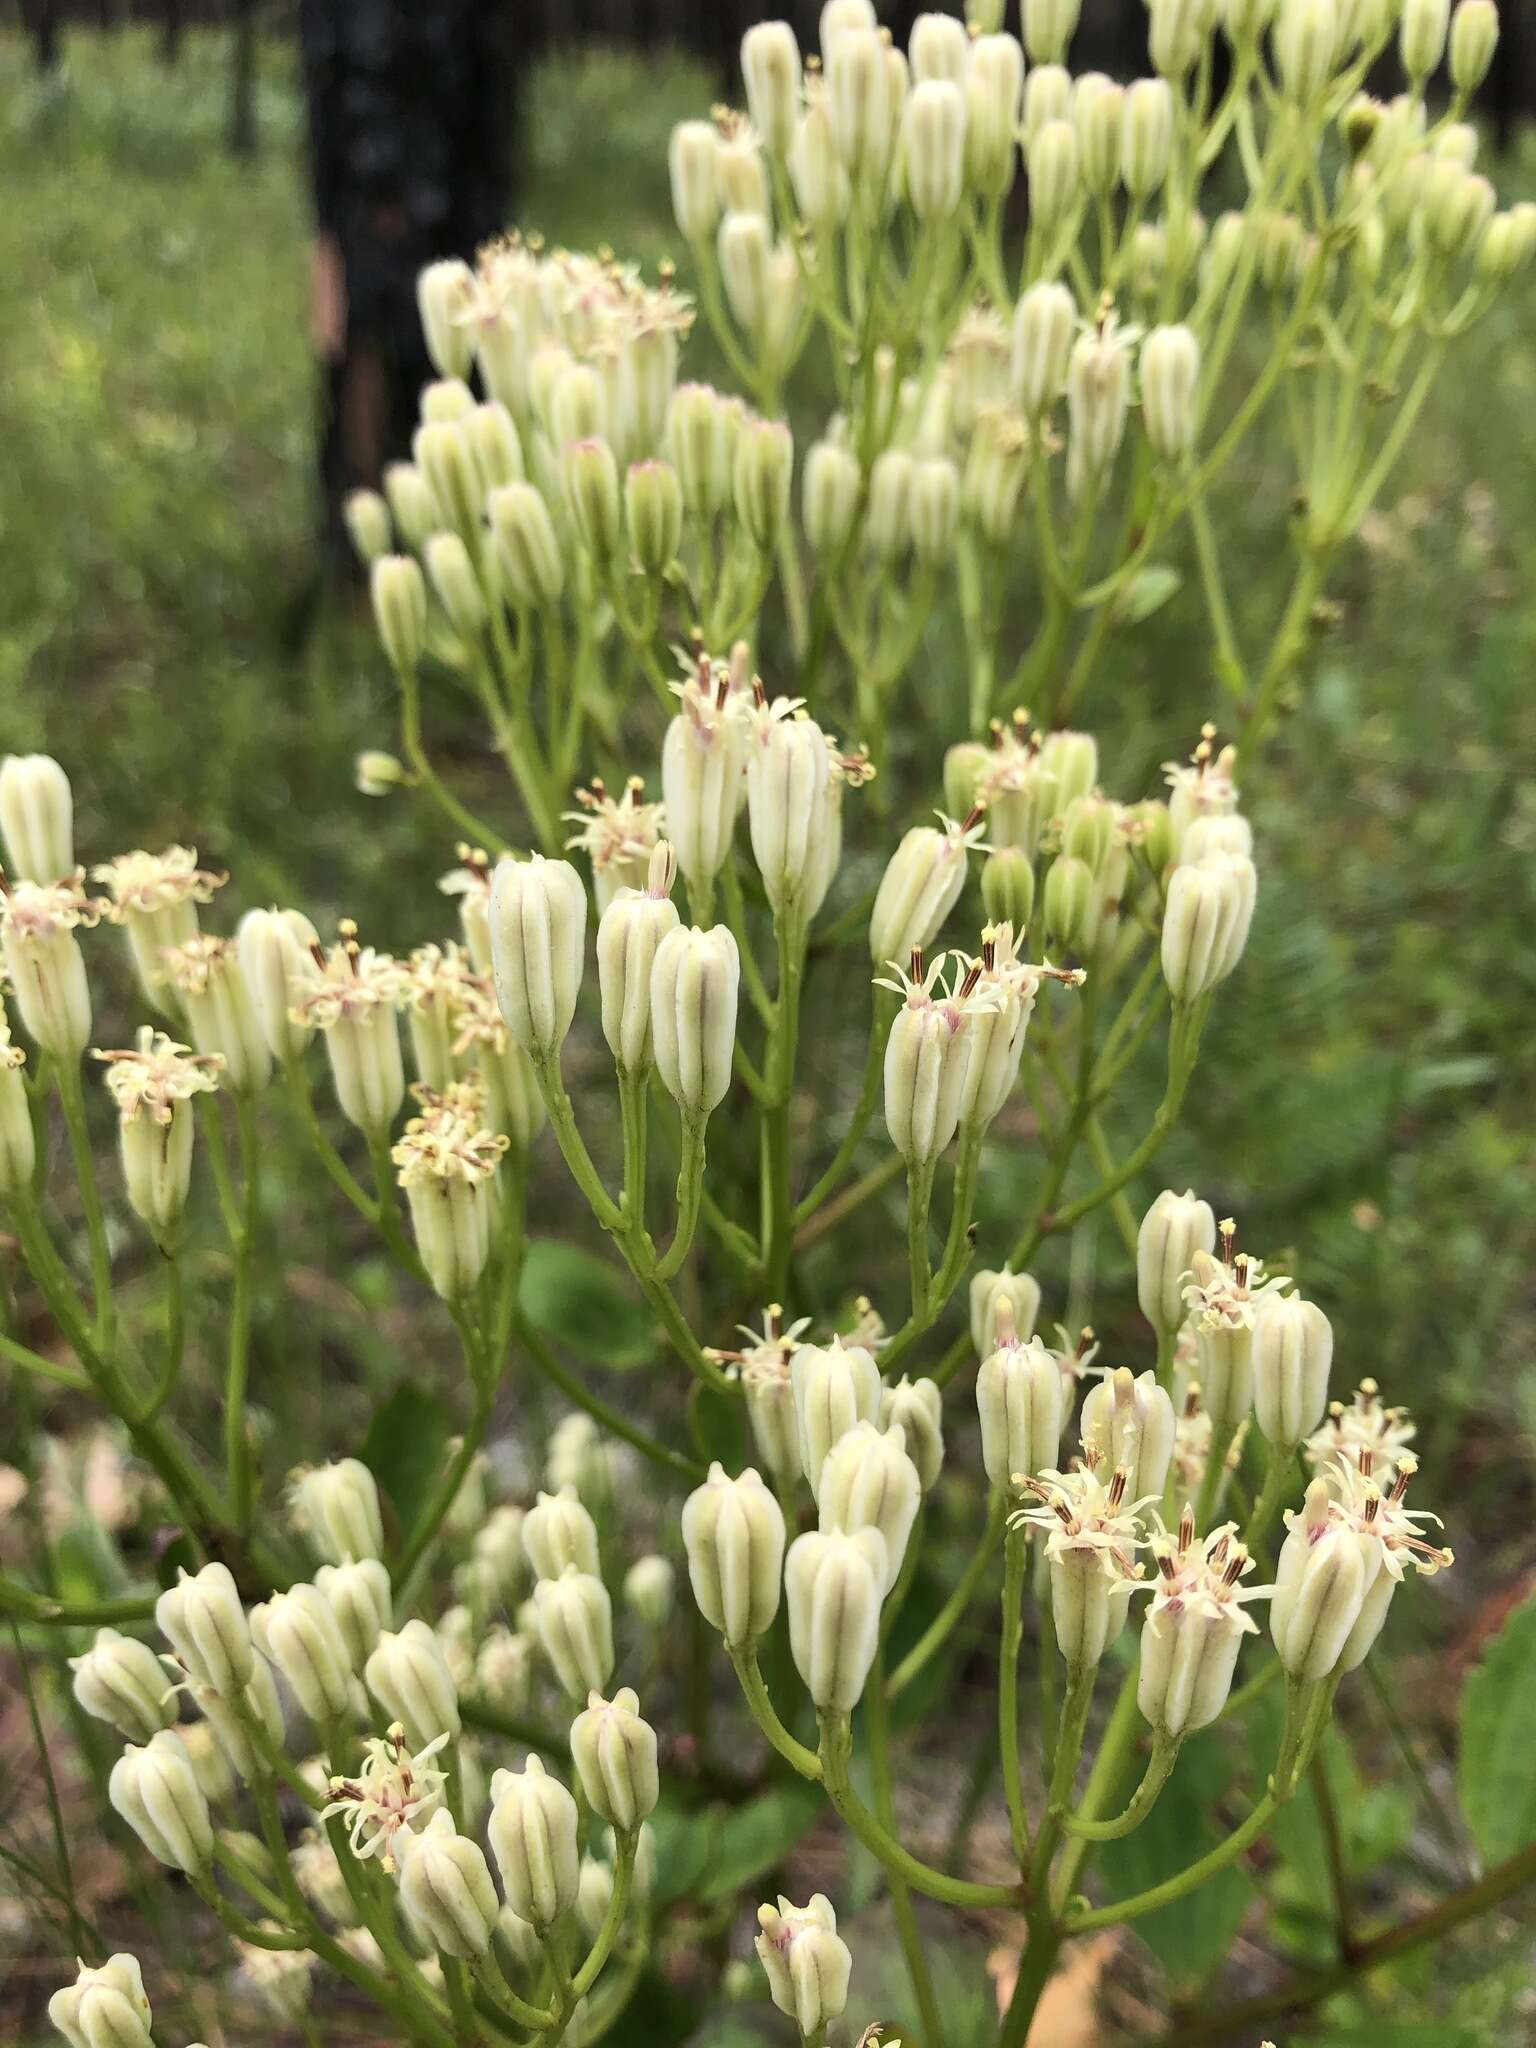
{"left": 785, "top": 1526, "right": 888, "bottom": 1711}
{"left": 1251, "top": 1291, "right": 1334, "bottom": 1447}
{"left": 816, "top": 1421, "right": 922, "bottom": 1592}
{"left": 1137, "top": 1187, "right": 1217, "bottom": 1333}
{"left": 976, "top": 1328, "right": 1064, "bottom": 1488}
{"left": 533, "top": 1566, "right": 615, "bottom": 1700}
{"left": 754, "top": 1892, "right": 853, "bottom": 2035}
{"left": 790, "top": 1338, "right": 884, "bottom": 1498}
{"left": 1083, "top": 1367, "right": 1177, "bottom": 1502}
{"left": 682, "top": 1462, "right": 786, "bottom": 1645}
{"left": 569, "top": 1687, "right": 660, "bottom": 1831}
{"left": 649, "top": 923, "right": 740, "bottom": 1123}
{"left": 879, "top": 1376, "right": 945, "bottom": 1490}
{"left": 489, "top": 1754, "right": 581, "bottom": 1930}
{"left": 1270, "top": 1484, "right": 1369, "bottom": 1680}
{"left": 490, "top": 854, "right": 588, "bottom": 1064}
{"left": 108, "top": 1730, "right": 213, "bottom": 1872}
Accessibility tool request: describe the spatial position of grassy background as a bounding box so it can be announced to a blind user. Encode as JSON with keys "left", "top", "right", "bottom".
{"left": 1, "top": 21, "right": 1534, "bottom": 2043}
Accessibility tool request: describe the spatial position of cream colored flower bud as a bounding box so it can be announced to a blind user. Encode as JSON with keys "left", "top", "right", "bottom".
{"left": 884, "top": 990, "right": 974, "bottom": 1166}
{"left": 971, "top": 1267, "right": 1041, "bottom": 1357}
{"left": 1223, "top": 0, "right": 1279, "bottom": 43}
{"left": 1161, "top": 852, "right": 1256, "bottom": 1000}
{"left": 489, "top": 1754, "right": 581, "bottom": 1930}
{"left": 682, "top": 1462, "right": 786, "bottom": 1646}
{"left": 370, "top": 554, "right": 427, "bottom": 673}
{"left": 1011, "top": 280, "right": 1076, "bottom": 418}
{"left": 626, "top": 460, "right": 683, "bottom": 575}
{"left": 523, "top": 1486, "right": 601, "bottom": 1583}
{"left": 557, "top": 437, "right": 619, "bottom": 563}
{"left": 1066, "top": 324, "right": 1132, "bottom": 497}
{"left": 1270, "top": 1479, "right": 1368, "bottom": 1679}
{"left": 414, "top": 418, "right": 482, "bottom": 545}
{"left": 364, "top": 1618, "right": 461, "bottom": 1747}
{"left": 665, "top": 383, "right": 731, "bottom": 517}
{"left": 862, "top": 447, "right": 911, "bottom": 562}
{"left": 1149, "top": 0, "right": 1208, "bottom": 78}
{"left": 251, "top": 1583, "right": 352, "bottom": 1724}
{"left": 48, "top": 1953, "right": 154, "bottom": 2048}
{"left": 382, "top": 461, "right": 437, "bottom": 550}
{"left": 424, "top": 531, "right": 486, "bottom": 642}
{"left": 966, "top": 33, "right": 1023, "bottom": 196}
{"left": 1023, "top": 0, "right": 1081, "bottom": 62}
{"left": 1027, "top": 118, "right": 1080, "bottom": 231}
{"left": 1, "top": 754, "right": 73, "bottom": 884}
{"left": 716, "top": 125, "right": 770, "bottom": 218}
{"left": 1275, "top": 0, "right": 1340, "bottom": 101}
{"left": 488, "top": 482, "right": 563, "bottom": 609}
{"left": 976, "top": 846, "right": 1031, "bottom": 936}
{"left": 1251, "top": 1290, "right": 1333, "bottom": 1446}
{"left": 417, "top": 259, "right": 474, "bottom": 378}
{"left": 801, "top": 442, "right": 859, "bottom": 561}
{"left": 1137, "top": 1188, "right": 1216, "bottom": 1334}
{"left": 464, "top": 400, "right": 524, "bottom": 496}
{"left": 746, "top": 707, "right": 832, "bottom": 915}
{"left": 1039, "top": 727, "right": 1098, "bottom": 810}
{"left": 790, "top": 1337, "right": 882, "bottom": 1498}
{"left": 909, "top": 10, "right": 968, "bottom": 83}
{"left": 879, "top": 1376, "right": 944, "bottom": 1490}
{"left": 904, "top": 80, "right": 967, "bottom": 221}
{"left": 670, "top": 120, "right": 723, "bottom": 240}
{"left": 624, "top": 1555, "right": 676, "bottom": 1632}
{"left": 1181, "top": 813, "right": 1253, "bottom": 863}
{"left": 174, "top": 940, "right": 270, "bottom": 1094}
{"left": 870, "top": 822, "right": 973, "bottom": 966}
{"left": 1073, "top": 73, "right": 1124, "bottom": 195}
{"left": 742, "top": 21, "right": 802, "bottom": 155}
{"left": 1449, "top": 0, "right": 1498, "bottom": 93}
{"left": 1137, "top": 1538, "right": 1257, "bottom": 1737}
{"left": 156, "top": 1562, "right": 252, "bottom": 1700}
{"left": 489, "top": 854, "right": 586, "bottom": 1066}
{"left": 1083, "top": 1367, "right": 1176, "bottom": 1501}
{"left": 716, "top": 212, "right": 769, "bottom": 342}
{"left": 827, "top": 26, "right": 893, "bottom": 184}
{"left": 1120, "top": 77, "right": 1173, "bottom": 198}
{"left": 734, "top": 417, "right": 794, "bottom": 550}
{"left": 70, "top": 1628, "right": 175, "bottom": 1744}
{"left": 755, "top": 1893, "right": 853, "bottom": 2036}
{"left": 816, "top": 1421, "right": 921, "bottom": 1591}
{"left": 786, "top": 1526, "right": 886, "bottom": 1711}
{"left": 1051, "top": 1549, "right": 1135, "bottom": 1667}
{"left": 109, "top": 1730, "right": 212, "bottom": 1872}
{"left": 1043, "top": 853, "right": 1092, "bottom": 954}
{"left": 977, "top": 1317, "right": 1064, "bottom": 1490}
{"left": 790, "top": 98, "right": 851, "bottom": 227}
{"left": 1477, "top": 202, "right": 1536, "bottom": 283}
{"left": 343, "top": 488, "right": 392, "bottom": 566}
{"left": 1140, "top": 324, "right": 1200, "bottom": 461}
{"left": 820, "top": 0, "right": 876, "bottom": 49}
{"left": 476, "top": 1628, "right": 535, "bottom": 1718}
{"left": 290, "top": 1456, "right": 384, "bottom": 1564}
{"left": 909, "top": 455, "right": 960, "bottom": 568}
{"left": 1022, "top": 62, "right": 1071, "bottom": 144}
{"left": 397, "top": 1809, "right": 499, "bottom": 1958}
{"left": 114, "top": 1095, "right": 192, "bottom": 1243}
{"left": 533, "top": 1567, "right": 615, "bottom": 1700}
{"left": 237, "top": 907, "right": 318, "bottom": 1065}
{"left": 1400, "top": 0, "right": 1450, "bottom": 81}
{"left": 1425, "top": 160, "right": 1496, "bottom": 257}
{"left": 596, "top": 846, "right": 681, "bottom": 1076}
{"left": 650, "top": 922, "right": 739, "bottom": 1124}
{"left": 570, "top": 1687, "right": 659, "bottom": 1831}
{"left": 313, "top": 1558, "right": 391, "bottom": 1672}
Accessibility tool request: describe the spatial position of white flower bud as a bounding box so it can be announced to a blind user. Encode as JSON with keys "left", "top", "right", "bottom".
{"left": 904, "top": 80, "right": 967, "bottom": 221}
{"left": 364, "top": 1618, "right": 461, "bottom": 1747}
{"left": 108, "top": 1730, "right": 213, "bottom": 1872}
{"left": 595, "top": 844, "right": 681, "bottom": 1076}
{"left": 237, "top": 907, "right": 319, "bottom": 1065}
{"left": 883, "top": 973, "right": 977, "bottom": 1167}
{"left": 291, "top": 1456, "right": 385, "bottom": 1565}
{"left": 1400, "top": 0, "right": 1450, "bottom": 82}
{"left": 311, "top": 1558, "right": 391, "bottom": 1673}
{"left": 1073, "top": 72, "right": 1124, "bottom": 195}
{"left": 682, "top": 1462, "right": 787, "bottom": 1646}
{"left": 570, "top": 1686, "right": 660, "bottom": 1831}
{"left": 1023, "top": 0, "right": 1082, "bottom": 63}
{"left": 791, "top": 1337, "right": 884, "bottom": 1500}
{"left": 490, "top": 854, "right": 587, "bottom": 1066}
{"left": 48, "top": 1953, "right": 154, "bottom": 2048}
{"left": 1251, "top": 1289, "right": 1333, "bottom": 1447}
{"left": 826, "top": 27, "right": 893, "bottom": 186}
{"left": 1066, "top": 322, "right": 1132, "bottom": 498}
{"left": 1477, "top": 203, "right": 1536, "bottom": 285}
{"left": 1022, "top": 61, "right": 1072, "bottom": 142}
{"left": 1275, "top": 0, "right": 1340, "bottom": 101}
{"left": 626, "top": 460, "right": 684, "bottom": 574}
{"left": 745, "top": 704, "right": 833, "bottom": 915}
{"left": 1051, "top": 1549, "right": 1135, "bottom": 1667}
{"left": 172, "top": 938, "right": 270, "bottom": 1095}
{"left": 1270, "top": 1479, "right": 1368, "bottom": 1679}
{"left": 719, "top": 210, "right": 772, "bottom": 342}
{"left": 1138, "top": 1519, "right": 1267, "bottom": 1735}
{"left": 716, "top": 124, "right": 770, "bottom": 217}
{"left": 880, "top": 1376, "right": 944, "bottom": 1490}
{"left": 425, "top": 531, "right": 486, "bottom": 641}
{"left": 869, "top": 820, "right": 977, "bottom": 967}
{"left": 2, "top": 897, "right": 94, "bottom": 1061}
{"left": 971, "top": 1266, "right": 1041, "bottom": 1355}
{"left": 1160, "top": 852, "right": 1256, "bottom": 1000}
{"left": 733, "top": 417, "right": 794, "bottom": 551}
{"left": 790, "top": 98, "right": 851, "bottom": 228}
{"left": 252, "top": 1583, "right": 353, "bottom": 1724}
{"left": 742, "top": 21, "right": 802, "bottom": 155}
{"left": 965, "top": 36, "right": 1023, "bottom": 201}
{"left": 816, "top": 1421, "right": 921, "bottom": 1592}
{"left": 786, "top": 1526, "right": 887, "bottom": 1711}
{"left": 909, "top": 454, "right": 960, "bottom": 568}
{"left": 909, "top": 10, "right": 969, "bottom": 84}
{"left": 1423, "top": 159, "right": 1496, "bottom": 258}
{"left": 489, "top": 482, "right": 565, "bottom": 609}
{"left": 370, "top": 554, "right": 427, "bottom": 673}
{"left": 1027, "top": 118, "right": 1080, "bottom": 231}
{"left": 0, "top": 754, "right": 73, "bottom": 883}
{"left": 1149, "top": 0, "right": 1209, "bottom": 79}
{"left": 820, "top": 0, "right": 876, "bottom": 53}
{"left": 475, "top": 1627, "right": 535, "bottom": 1717}
{"left": 754, "top": 1894, "right": 852, "bottom": 2036}
{"left": 1449, "top": 0, "right": 1499, "bottom": 94}
{"left": 1011, "top": 280, "right": 1077, "bottom": 418}
{"left": 1082, "top": 1367, "right": 1176, "bottom": 1502}
{"left": 1180, "top": 813, "right": 1252, "bottom": 863}
{"left": 533, "top": 1567, "right": 615, "bottom": 1700}
{"left": 1121, "top": 77, "right": 1173, "bottom": 197}
{"left": 69, "top": 1629, "right": 176, "bottom": 1744}
{"left": 663, "top": 672, "right": 747, "bottom": 893}
{"left": 489, "top": 1755, "right": 581, "bottom": 1931}
{"left": 623, "top": 1555, "right": 676, "bottom": 1632}
{"left": 156, "top": 1562, "right": 253, "bottom": 1700}
{"left": 802, "top": 439, "right": 862, "bottom": 557}
{"left": 523, "top": 1486, "right": 601, "bottom": 1583}
{"left": 395, "top": 1809, "right": 499, "bottom": 1959}
{"left": 650, "top": 923, "right": 739, "bottom": 1125}
{"left": 416, "top": 260, "right": 474, "bottom": 378}
{"left": 1140, "top": 324, "right": 1201, "bottom": 461}
{"left": 670, "top": 120, "right": 723, "bottom": 240}
{"left": 1138, "top": 1188, "right": 1216, "bottom": 1334}
{"left": 976, "top": 1307, "right": 1064, "bottom": 1488}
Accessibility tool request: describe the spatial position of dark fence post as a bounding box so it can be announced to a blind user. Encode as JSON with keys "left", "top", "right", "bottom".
{"left": 162, "top": 0, "right": 185, "bottom": 67}
{"left": 20, "top": 0, "right": 62, "bottom": 72}
{"left": 228, "top": 0, "right": 259, "bottom": 157}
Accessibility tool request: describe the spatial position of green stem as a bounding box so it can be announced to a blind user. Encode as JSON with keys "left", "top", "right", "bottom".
{"left": 793, "top": 990, "right": 891, "bottom": 1225}
{"left": 1245, "top": 1438, "right": 1301, "bottom": 1550}
{"left": 1061, "top": 1729, "right": 1180, "bottom": 1840}
{"left": 55, "top": 1057, "right": 112, "bottom": 1348}
{"left": 890, "top": 1493, "right": 1005, "bottom": 1696}
{"left": 224, "top": 1092, "right": 260, "bottom": 1530}
{"left": 730, "top": 1645, "right": 822, "bottom": 1780}
{"left": 0, "top": 1576, "right": 155, "bottom": 1626}
{"left": 519, "top": 1316, "right": 704, "bottom": 1483}
{"left": 654, "top": 1120, "right": 705, "bottom": 1281}
{"left": 868, "top": 1639, "right": 945, "bottom": 2048}
{"left": 396, "top": 657, "right": 511, "bottom": 855}
{"left": 999, "top": 1524, "right": 1032, "bottom": 1866}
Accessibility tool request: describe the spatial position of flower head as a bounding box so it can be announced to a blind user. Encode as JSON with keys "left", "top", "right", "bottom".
{"left": 704, "top": 1302, "right": 813, "bottom": 1388}
{"left": 1145, "top": 1508, "right": 1273, "bottom": 1636}
{"left": 1012, "top": 1463, "right": 1152, "bottom": 1581}
{"left": 321, "top": 1723, "right": 449, "bottom": 1868}
{"left": 563, "top": 776, "right": 665, "bottom": 883}
{"left": 161, "top": 932, "right": 237, "bottom": 998}
{"left": 290, "top": 921, "right": 411, "bottom": 1029}
{"left": 1181, "top": 1218, "right": 1287, "bottom": 1333}
{"left": 1323, "top": 1451, "right": 1453, "bottom": 1584}
{"left": 391, "top": 1099, "right": 508, "bottom": 1187}
{"left": 1305, "top": 1378, "right": 1417, "bottom": 1484}
{"left": 0, "top": 870, "right": 106, "bottom": 939}
{"left": 93, "top": 847, "right": 225, "bottom": 919}
{"left": 93, "top": 1027, "right": 222, "bottom": 1125}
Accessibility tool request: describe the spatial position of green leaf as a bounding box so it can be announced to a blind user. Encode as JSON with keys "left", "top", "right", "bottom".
{"left": 360, "top": 1383, "right": 453, "bottom": 1539}
{"left": 645, "top": 1794, "right": 715, "bottom": 1906}
{"left": 696, "top": 1780, "right": 824, "bottom": 1905}
{"left": 1458, "top": 1592, "right": 1536, "bottom": 1865}
{"left": 1119, "top": 563, "right": 1183, "bottom": 626}
{"left": 518, "top": 1238, "right": 654, "bottom": 1369}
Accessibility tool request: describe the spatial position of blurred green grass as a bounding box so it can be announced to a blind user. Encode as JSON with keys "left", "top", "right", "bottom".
{"left": 0, "top": 24, "right": 1532, "bottom": 1578}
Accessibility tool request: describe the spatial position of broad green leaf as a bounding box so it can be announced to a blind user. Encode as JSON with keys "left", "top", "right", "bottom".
{"left": 696, "top": 1779, "right": 824, "bottom": 1904}
{"left": 518, "top": 1238, "right": 654, "bottom": 1368}
{"left": 645, "top": 1794, "right": 715, "bottom": 1906}
{"left": 359, "top": 1383, "right": 453, "bottom": 1539}
{"left": 1457, "top": 1592, "right": 1536, "bottom": 1865}
{"left": 1119, "top": 562, "right": 1183, "bottom": 625}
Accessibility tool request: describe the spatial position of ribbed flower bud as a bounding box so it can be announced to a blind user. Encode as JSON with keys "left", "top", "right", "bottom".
{"left": 1043, "top": 853, "right": 1093, "bottom": 954}
{"left": 417, "top": 259, "right": 474, "bottom": 379}
{"left": 904, "top": 80, "right": 966, "bottom": 220}
{"left": 596, "top": 844, "right": 681, "bottom": 1076}
{"left": 908, "top": 10, "right": 968, "bottom": 83}
{"left": 558, "top": 437, "right": 621, "bottom": 563}
{"left": 489, "top": 854, "right": 587, "bottom": 1065}
{"left": 1449, "top": 0, "right": 1499, "bottom": 93}
{"left": 977, "top": 846, "right": 1033, "bottom": 934}
{"left": 734, "top": 417, "right": 794, "bottom": 550}
{"left": 743, "top": 22, "right": 802, "bottom": 155}
{"left": 1027, "top": 118, "right": 1080, "bottom": 231}
{"left": 570, "top": 1687, "right": 660, "bottom": 1831}
{"left": 313, "top": 1558, "right": 392, "bottom": 1672}
{"left": 1251, "top": 1289, "right": 1333, "bottom": 1447}
{"left": 801, "top": 441, "right": 860, "bottom": 559}
{"left": 682, "top": 1462, "right": 787, "bottom": 1646}
{"left": 910, "top": 455, "right": 960, "bottom": 567}
{"left": 156, "top": 1562, "right": 252, "bottom": 1700}
{"left": 413, "top": 418, "right": 482, "bottom": 544}
{"left": 1275, "top": 0, "right": 1340, "bottom": 101}
{"left": 1039, "top": 728, "right": 1098, "bottom": 810}
{"left": 790, "top": 97, "right": 851, "bottom": 228}
{"left": 869, "top": 817, "right": 977, "bottom": 965}
{"left": 252, "top": 1583, "right": 353, "bottom": 1723}
{"left": 1137, "top": 1188, "right": 1216, "bottom": 1334}
{"left": 108, "top": 1730, "right": 213, "bottom": 1872}
{"left": 790, "top": 1337, "right": 882, "bottom": 1498}
{"left": 882, "top": 969, "right": 978, "bottom": 1168}
{"left": 861, "top": 447, "right": 910, "bottom": 562}
{"left": 70, "top": 1629, "right": 176, "bottom": 1744}
{"left": 1011, "top": 281, "right": 1076, "bottom": 418}
{"left": 1023, "top": 0, "right": 1082, "bottom": 63}
{"left": 486, "top": 485, "right": 561, "bottom": 611}
{"left": 0, "top": 754, "right": 73, "bottom": 883}
{"left": 650, "top": 922, "right": 739, "bottom": 1125}
{"left": 1161, "top": 852, "right": 1256, "bottom": 1000}
{"left": 1400, "top": 0, "right": 1450, "bottom": 82}
{"left": 719, "top": 210, "right": 773, "bottom": 340}
{"left": 48, "top": 1954, "right": 154, "bottom": 2048}
{"left": 880, "top": 1376, "right": 944, "bottom": 1490}
{"left": 1066, "top": 322, "right": 1132, "bottom": 498}
{"left": 369, "top": 553, "right": 427, "bottom": 674}
{"left": 464, "top": 399, "right": 524, "bottom": 495}
{"left": 1121, "top": 77, "right": 1173, "bottom": 197}
{"left": 745, "top": 700, "right": 833, "bottom": 914}
{"left": 1149, "top": 0, "right": 1208, "bottom": 78}
{"left": 826, "top": 26, "right": 893, "bottom": 186}
{"left": 1022, "top": 62, "right": 1072, "bottom": 142}
{"left": 523, "top": 1486, "right": 601, "bottom": 1583}
{"left": 626, "top": 460, "right": 684, "bottom": 574}
{"left": 1073, "top": 73, "right": 1123, "bottom": 196}
{"left": 364, "top": 1618, "right": 461, "bottom": 1747}
{"left": 1083, "top": 1367, "right": 1176, "bottom": 1502}
{"left": 786, "top": 1526, "right": 886, "bottom": 1711}
{"left": 816, "top": 1421, "right": 921, "bottom": 1591}
{"left": 1139, "top": 1516, "right": 1269, "bottom": 1735}
{"left": 291, "top": 1458, "right": 385, "bottom": 1564}
{"left": 754, "top": 1894, "right": 853, "bottom": 2036}
{"left": 966, "top": 33, "right": 1023, "bottom": 196}
{"left": 1140, "top": 325, "right": 1201, "bottom": 461}
{"left": 1424, "top": 159, "right": 1496, "bottom": 257}
{"left": 1270, "top": 1478, "right": 1368, "bottom": 1679}
{"left": 237, "top": 907, "right": 319, "bottom": 1065}
{"left": 971, "top": 1265, "right": 1041, "bottom": 1355}
{"left": 489, "top": 1755, "right": 581, "bottom": 1930}
{"left": 533, "top": 1567, "right": 615, "bottom": 1700}
{"left": 670, "top": 120, "right": 722, "bottom": 240}
{"left": 425, "top": 531, "right": 486, "bottom": 641}
{"left": 1477, "top": 202, "right": 1536, "bottom": 283}
{"left": 976, "top": 1298, "right": 1064, "bottom": 1487}
{"left": 716, "top": 123, "right": 770, "bottom": 217}
{"left": 397, "top": 1809, "right": 499, "bottom": 1958}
